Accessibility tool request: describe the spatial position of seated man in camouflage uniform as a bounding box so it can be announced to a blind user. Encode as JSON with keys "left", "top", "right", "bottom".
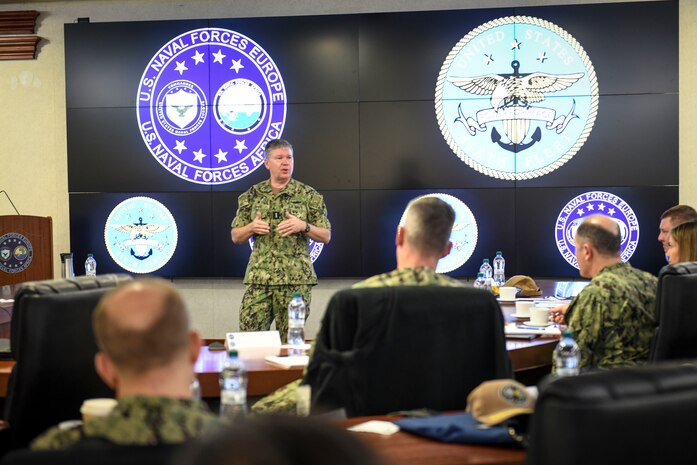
{"left": 252, "top": 196, "right": 463, "bottom": 413}
{"left": 32, "top": 278, "right": 217, "bottom": 450}
{"left": 551, "top": 215, "right": 657, "bottom": 370}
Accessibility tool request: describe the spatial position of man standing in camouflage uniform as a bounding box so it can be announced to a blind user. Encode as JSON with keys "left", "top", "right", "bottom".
{"left": 32, "top": 279, "right": 217, "bottom": 450}
{"left": 231, "top": 139, "right": 331, "bottom": 341}
{"left": 251, "top": 196, "right": 461, "bottom": 413}
{"left": 552, "top": 215, "right": 657, "bottom": 370}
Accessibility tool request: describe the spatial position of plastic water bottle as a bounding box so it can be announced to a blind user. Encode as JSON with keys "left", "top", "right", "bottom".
{"left": 473, "top": 272, "right": 486, "bottom": 290}
{"left": 555, "top": 330, "right": 580, "bottom": 376}
{"left": 85, "top": 254, "right": 97, "bottom": 276}
{"left": 219, "top": 349, "right": 247, "bottom": 419}
{"left": 287, "top": 293, "right": 306, "bottom": 356}
{"left": 189, "top": 377, "right": 201, "bottom": 402}
{"left": 479, "top": 259, "right": 492, "bottom": 279}
{"left": 493, "top": 251, "right": 506, "bottom": 286}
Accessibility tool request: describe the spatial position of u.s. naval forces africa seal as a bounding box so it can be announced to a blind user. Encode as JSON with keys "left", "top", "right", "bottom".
{"left": 105, "top": 197, "right": 178, "bottom": 274}
{"left": 399, "top": 193, "right": 478, "bottom": 273}
{"left": 0, "top": 232, "right": 33, "bottom": 274}
{"left": 436, "top": 17, "right": 598, "bottom": 180}
{"left": 555, "top": 191, "right": 639, "bottom": 269}
{"left": 137, "top": 28, "right": 287, "bottom": 185}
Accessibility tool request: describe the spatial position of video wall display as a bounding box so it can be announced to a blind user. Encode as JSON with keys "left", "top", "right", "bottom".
{"left": 66, "top": 1, "right": 677, "bottom": 278}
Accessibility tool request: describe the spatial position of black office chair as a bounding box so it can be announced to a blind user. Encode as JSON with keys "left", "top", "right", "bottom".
{"left": 3, "top": 274, "right": 132, "bottom": 450}
{"left": 305, "top": 286, "right": 512, "bottom": 417}
{"left": 527, "top": 363, "right": 697, "bottom": 465}
{"left": 649, "top": 262, "right": 697, "bottom": 361}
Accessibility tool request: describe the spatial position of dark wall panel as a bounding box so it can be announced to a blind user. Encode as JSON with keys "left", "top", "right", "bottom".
{"left": 69, "top": 193, "right": 213, "bottom": 277}
{"left": 515, "top": 186, "right": 678, "bottom": 278}
{"left": 65, "top": 1, "right": 678, "bottom": 279}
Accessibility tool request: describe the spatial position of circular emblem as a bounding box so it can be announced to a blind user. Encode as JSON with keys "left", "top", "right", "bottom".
{"left": 555, "top": 191, "right": 639, "bottom": 269}
{"left": 0, "top": 232, "right": 33, "bottom": 274}
{"left": 104, "top": 196, "right": 178, "bottom": 274}
{"left": 248, "top": 237, "right": 324, "bottom": 263}
{"left": 435, "top": 16, "right": 598, "bottom": 180}
{"left": 137, "top": 28, "right": 287, "bottom": 185}
{"left": 399, "top": 193, "right": 478, "bottom": 274}
{"left": 500, "top": 383, "right": 528, "bottom": 405}
{"left": 214, "top": 79, "right": 266, "bottom": 134}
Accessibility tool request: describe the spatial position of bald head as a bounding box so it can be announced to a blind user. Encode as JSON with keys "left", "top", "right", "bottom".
{"left": 575, "top": 215, "right": 621, "bottom": 257}
{"left": 93, "top": 278, "right": 191, "bottom": 375}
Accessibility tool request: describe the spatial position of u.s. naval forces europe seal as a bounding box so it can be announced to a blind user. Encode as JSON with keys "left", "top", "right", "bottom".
{"left": 436, "top": 17, "right": 598, "bottom": 180}
{"left": 0, "top": 232, "right": 33, "bottom": 274}
{"left": 555, "top": 191, "right": 639, "bottom": 269}
{"left": 104, "top": 197, "right": 178, "bottom": 274}
{"left": 137, "top": 28, "right": 287, "bottom": 185}
{"left": 399, "top": 193, "right": 478, "bottom": 273}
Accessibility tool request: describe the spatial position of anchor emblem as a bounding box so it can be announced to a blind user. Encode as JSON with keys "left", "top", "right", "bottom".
{"left": 449, "top": 60, "right": 583, "bottom": 153}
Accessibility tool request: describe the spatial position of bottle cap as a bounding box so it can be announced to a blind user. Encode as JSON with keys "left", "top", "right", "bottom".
{"left": 483, "top": 259, "right": 489, "bottom": 263}
{"left": 228, "top": 349, "right": 239, "bottom": 358}
{"left": 496, "top": 251, "right": 502, "bottom": 255}
{"left": 292, "top": 292, "right": 301, "bottom": 298}
{"left": 87, "top": 253, "right": 93, "bottom": 258}
{"left": 477, "top": 272, "right": 484, "bottom": 277}
{"left": 562, "top": 330, "right": 574, "bottom": 338}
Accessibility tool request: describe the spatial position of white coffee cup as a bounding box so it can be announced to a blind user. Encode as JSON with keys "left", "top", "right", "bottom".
{"left": 529, "top": 307, "right": 551, "bottom": 326}
{"left": 80, "top": 398, "right": 117, "bottom": 422}
{"left": 515, "top": 301, "right": 534, "bottom": 317}
{"left": 498, "top": 286, "right": 517, "bottom": 301}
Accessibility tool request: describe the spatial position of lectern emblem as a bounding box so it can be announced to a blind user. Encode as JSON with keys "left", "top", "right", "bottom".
{"left": 435, "top": 16, "right": 598, "bottom": 180}
{"left": 137, "top": 28, "right": 287, "bottom": 185}
{"left": 105, "top": 197, "right": 178, "bottom": 274}
{"left": 555, "top": 191, "right": 639, "bottom": 269}
{"left": 0, "top": 232, "right": 33, "bottom": 274}
{"left": 399, "top": 193, "right": 478, "bottom": 274}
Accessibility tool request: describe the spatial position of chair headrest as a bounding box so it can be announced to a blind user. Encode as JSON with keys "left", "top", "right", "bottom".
{"left": 658, "top": 262, "right": 697, "bottom": 278}
{"left": 540, "top": 362, "right": 697, "bottom": 404}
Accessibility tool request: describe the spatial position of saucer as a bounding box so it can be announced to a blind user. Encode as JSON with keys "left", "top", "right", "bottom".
{"left": 511, "top": 313, "right": 531, "bottom": 319}
{"left": 522, "top": 320, "right": 553, "bottom": 327}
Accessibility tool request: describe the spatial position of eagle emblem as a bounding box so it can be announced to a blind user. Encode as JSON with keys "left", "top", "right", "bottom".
{"left": 449, "top": 60, "right": 583, "bottom": 149}
{"left": 435, "top": 16, "right": 598, "bottom": 180}
{"left": 449, "top": 61, "right": 583, "bottom": 112}
{"left": 111, "top": 217, "right": 171, "bottom": 260}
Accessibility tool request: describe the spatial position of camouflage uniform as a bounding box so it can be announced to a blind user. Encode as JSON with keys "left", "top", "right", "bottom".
{"left": 352, "top": 266, "right": 463, "bottom": 288}
{"left": 31, "top": 396, "right": 218, "bottom": 450}
{"left": 559, "top": 262, "right": 657, "bottom": 370}
{"left": 251, "top": 267, "right": 463, "bottom": 413}
{"left": 231, "top": 179, "right": 330, "bottom": 341}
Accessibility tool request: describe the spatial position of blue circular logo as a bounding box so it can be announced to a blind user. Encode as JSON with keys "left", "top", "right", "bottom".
{"left": 0, "top": 232, "right": 33, "bottom": 274}
{"left": 104, "top": 196, "right": 178, "bottom": 274}
{"left": 555, "top": 191, "right": 639, "bottom": 269}
{"left": 137, "top": 28, "right": 287, "bottom": 185}
{"left": 436, "top": 17, "right": 598, "bottom": 180}
{"left": 399, "top": 193, "right": 478, "bottom": 273}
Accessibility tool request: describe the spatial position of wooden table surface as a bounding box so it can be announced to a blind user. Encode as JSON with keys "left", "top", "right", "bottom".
{"left": 0, "top": 280, "right": 568, "bottom": 398}
{"left": 339, "top": 414, "right": 525, "bottom": 465}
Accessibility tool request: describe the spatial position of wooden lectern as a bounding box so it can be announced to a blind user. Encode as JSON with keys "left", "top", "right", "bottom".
{"left": 0, "top": 215, "right": 53, "bottom": 286}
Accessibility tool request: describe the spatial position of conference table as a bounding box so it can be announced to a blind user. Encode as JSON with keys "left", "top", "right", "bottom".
{"left": 339, "top": 414, "right": 526, "bottom": 465}
{"left": 0, "top": 279, "right": 568, "bottom": 398}
{"left": 192, "top": 336, "right": 558, "bottom": 399}
{"left": 0, "top": 323, "right": 557, "bottom": 399}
